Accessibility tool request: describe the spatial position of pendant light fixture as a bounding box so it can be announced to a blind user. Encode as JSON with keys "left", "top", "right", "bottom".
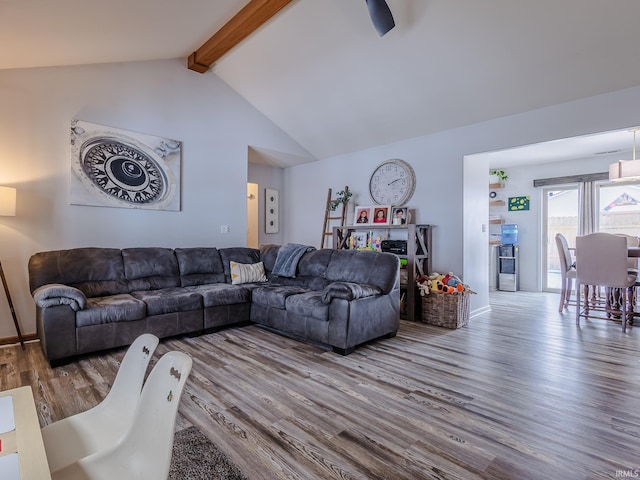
{"left": 609, "top": 128, "right": 640, "bottom": 182}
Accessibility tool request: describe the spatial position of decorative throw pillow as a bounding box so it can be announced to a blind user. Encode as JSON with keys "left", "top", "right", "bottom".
{"left": 230, "top": 261, "right": 267, "bottom": 285}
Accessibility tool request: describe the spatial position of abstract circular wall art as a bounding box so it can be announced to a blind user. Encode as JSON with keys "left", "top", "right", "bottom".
{"left": 70, "top": 120, "right": 181, "bottom": 211}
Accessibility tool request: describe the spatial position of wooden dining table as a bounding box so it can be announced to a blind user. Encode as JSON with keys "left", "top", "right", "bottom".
{"left": 598, "top": 246, "right": 640, "bottom": 321}
{"left": 628, "top": 246, "right": 640, "bottom": 257}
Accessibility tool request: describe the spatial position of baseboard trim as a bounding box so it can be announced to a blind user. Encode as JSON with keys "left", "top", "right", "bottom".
{"left": 0, "top": 333, "right": 38, "bottom": 347}
{"left": 470, "top": 305, "right": 491, "bottom": 319}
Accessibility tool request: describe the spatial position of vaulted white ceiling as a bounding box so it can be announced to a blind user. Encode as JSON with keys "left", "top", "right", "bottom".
{"left": 3, "top": 0, "right": 640, "bottom": 163}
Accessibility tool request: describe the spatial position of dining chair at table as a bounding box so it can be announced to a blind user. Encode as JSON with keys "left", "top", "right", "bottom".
{"left": 615, "top": 233, "right": 640, "bottom": 317}
{"left": 555, "top": 233, "right": 577, "bottom": 312}
{"left": 576, "top": 232, "right": 636, "bottom": 332}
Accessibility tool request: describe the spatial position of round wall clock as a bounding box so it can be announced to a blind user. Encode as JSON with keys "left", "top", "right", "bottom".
{"left": 369, "top": 159, "right": 416, "bottom": 205}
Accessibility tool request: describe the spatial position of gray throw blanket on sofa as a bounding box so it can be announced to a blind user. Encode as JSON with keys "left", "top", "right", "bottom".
{"left": 33, "top": 283, "right": 87, "bottom": 311}
{"left": 272, "top": 243, "right": 316, "bottom": 278}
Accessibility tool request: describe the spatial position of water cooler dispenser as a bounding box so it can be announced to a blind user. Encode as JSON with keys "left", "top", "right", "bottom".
{"left": 498, "top": 224, "right": 520, "bottom": 292}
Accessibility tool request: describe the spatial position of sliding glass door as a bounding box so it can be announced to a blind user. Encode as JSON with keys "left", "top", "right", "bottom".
{"left": 597, "top": 183, "right": 640, "bottom": 237}
{"left": 543, "top": 186, "right": 578, "bottom": 291}
{"left": 543, "top": 181, "right": 640, "bottom": 292}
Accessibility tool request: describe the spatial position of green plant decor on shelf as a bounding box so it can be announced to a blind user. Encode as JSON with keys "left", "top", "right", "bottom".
{"left": 328, "top": 190, "right": 352, "bottom": 211}
{"left": 490, "top": 170, "right": 508, "bottom": 182}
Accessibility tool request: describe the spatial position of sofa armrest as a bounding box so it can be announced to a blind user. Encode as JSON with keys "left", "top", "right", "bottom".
{"left": 33, "top": 283, "right": 87, "bottom": 311}
{"left": 321, "top": 282, "right": 382, "bottom": 303}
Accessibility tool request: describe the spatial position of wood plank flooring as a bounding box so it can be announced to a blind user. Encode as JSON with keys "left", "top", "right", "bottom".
{"left": 1, "top": 291, "right": 639, "bottom": 479}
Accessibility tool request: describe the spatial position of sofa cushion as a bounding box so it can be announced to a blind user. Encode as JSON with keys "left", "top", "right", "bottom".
{"left": 131, "top": 287, "right": 203, "bottom": 315}
{"left": 326, "top": 250, "right": 398, "bottom": 294}
{"left": 28, "top": 248, "right": 128, "bottom": 298}
{"left": 76, "top": 294, "right": 147, "bottom": 327}
{"left": 271, "top": 243, "right": 316, "bottom": 278}
{"left": 265, "top": 247, "right": 332, "bottom": 290}
{"left": 219, "top": 247, "right": 261, "bottom": 282}
{"left": 285, "top": 292, "right": 329, "bottom": 321}
{"left": 298, "top": 249, "right": 333, "bottom": 277}
{"left": 123, "top": 248, "right": 180, "bottom": 291}
{"left": 252, "top": 285, "right": 308, "bottom": 309}
{"left": 175, "top": 248, "right": 226, "bottom": 287}
{"left": 187, "top": 284, "right": 251, "bottom": 307}
{"left": 259, "top": 244, "right": 280, "bottom": 273}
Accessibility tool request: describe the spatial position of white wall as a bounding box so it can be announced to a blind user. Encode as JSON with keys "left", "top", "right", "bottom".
{"left": 284, "top": 86, "right": 640, "bottom": 315}
{"left": 0, "top": 59, "right": 309, "bottom": 338}
{"left": 5, "top": 59, "right": 640, "bottom": 338}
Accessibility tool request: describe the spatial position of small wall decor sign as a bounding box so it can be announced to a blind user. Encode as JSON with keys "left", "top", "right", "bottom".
{"left": 70, "top": 120, "right": 181, "bottom": 211}
{"left": 508, "top": 196, "right": 530, "bottom": 211}
{"left": 265, "top": 188, "right": 279, "bottom": 233}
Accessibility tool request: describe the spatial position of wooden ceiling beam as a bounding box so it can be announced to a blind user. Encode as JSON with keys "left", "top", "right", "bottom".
{"left": 188, "top": 0, "right": 295, "bottom": 73}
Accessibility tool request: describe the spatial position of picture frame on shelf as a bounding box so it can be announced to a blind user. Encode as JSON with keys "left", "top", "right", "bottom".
{"left": 391, "top": 206, "right": 408, "bottom": 225}
{"left": 372, "top": 205, "right": 391, "bottom": 225}
{"left": 353, "top": 205, "right": 373, "bottom": 225}
{"left": 350, "top": 232, "right": 369, "bottom": 249}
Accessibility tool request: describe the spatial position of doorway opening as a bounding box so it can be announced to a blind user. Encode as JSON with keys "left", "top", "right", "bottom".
{"left": 247, "top": 182, "right": 259, "bottom": 248}
{"left": 543, "top": 186, "right": 578, "bottom": 292}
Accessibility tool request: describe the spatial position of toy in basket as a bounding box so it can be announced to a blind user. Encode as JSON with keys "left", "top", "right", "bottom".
{"left": 416, "top": 272, "right": 476, "bottom": 328}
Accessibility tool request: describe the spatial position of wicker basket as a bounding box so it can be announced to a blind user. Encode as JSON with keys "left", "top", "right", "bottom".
{"left": 420, "top": 291, "right": 470, "bottom": 328}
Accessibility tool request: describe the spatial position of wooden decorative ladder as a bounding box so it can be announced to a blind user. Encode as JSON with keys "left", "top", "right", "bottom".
{"left": 321, "top": 186, "right": 350, "bottom": 248}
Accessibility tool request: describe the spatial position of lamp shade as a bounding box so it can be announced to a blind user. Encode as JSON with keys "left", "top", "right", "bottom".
{"left": 0, "top": 186, "right": 17, "bottom": 216}
{"left": 609, "top": 160, "right": 640, "bottom": 182}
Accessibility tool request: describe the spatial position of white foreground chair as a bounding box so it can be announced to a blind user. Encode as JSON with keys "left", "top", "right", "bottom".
{"left": 42, "top": 333, "right": 159, "bottom": 473}
{"left": 51, "top": 350, "right": 193, "bottom": 480}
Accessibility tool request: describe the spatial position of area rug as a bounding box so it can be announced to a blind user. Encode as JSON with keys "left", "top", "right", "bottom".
{"left": 169, "top": 426, "right": 248, "bottom": 480}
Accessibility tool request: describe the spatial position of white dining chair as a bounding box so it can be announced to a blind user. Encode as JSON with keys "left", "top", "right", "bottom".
{"left": 576, "top": 233, "right": 636, "bottom": 332}
{"left": 555, "top": 233, "right": 576, "bottom": 312}
{"left": 615, "top": 233, "right": 640, "bottom": 317}
{"left": 51, "top": 350, "right": 193, "bottom": 480}
{"left": 42, "top": 333, "right": 159, "bottom": 473}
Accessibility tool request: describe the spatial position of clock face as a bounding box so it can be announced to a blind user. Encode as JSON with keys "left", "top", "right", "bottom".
{"left": 369, "top": 159, "right": 416, "bottom": 205}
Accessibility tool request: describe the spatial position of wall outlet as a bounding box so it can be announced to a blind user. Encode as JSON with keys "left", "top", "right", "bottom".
{"left": 220, "top": 225, "right": 230, "bottom": 233}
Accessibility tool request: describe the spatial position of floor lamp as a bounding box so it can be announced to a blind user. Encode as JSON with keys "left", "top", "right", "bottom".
{"left": 0, "top": 186, "right": 24, "bottom": 350}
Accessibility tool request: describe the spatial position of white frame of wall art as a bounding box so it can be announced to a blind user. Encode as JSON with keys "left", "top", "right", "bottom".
{"left": 69, "top": 119, "right": 182, "bottom": 211}
{"left": 265, "top": 188, "right": 279, "bottom": 233}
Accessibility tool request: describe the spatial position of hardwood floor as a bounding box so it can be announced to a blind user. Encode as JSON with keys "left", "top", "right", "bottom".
{"left": 2, "top": 291, "right": 639, "bottom": 479}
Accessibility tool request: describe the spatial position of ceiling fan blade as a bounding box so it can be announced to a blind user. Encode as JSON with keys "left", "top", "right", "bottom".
{"left": 365, "top": 0, "right": 395, "bottom": 37}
